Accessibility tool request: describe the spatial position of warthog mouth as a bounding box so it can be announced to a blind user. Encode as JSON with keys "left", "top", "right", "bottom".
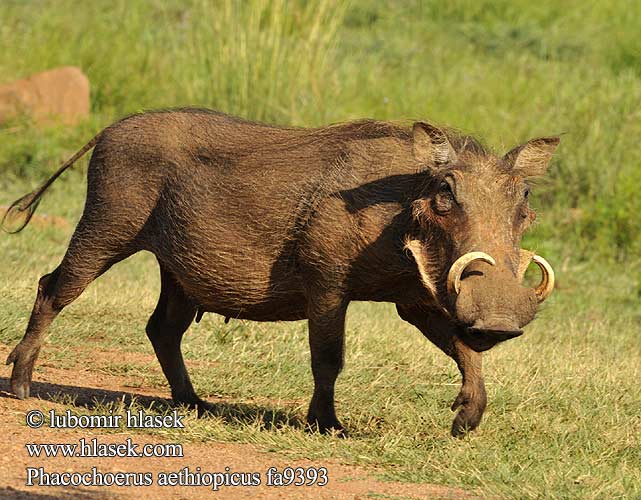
{"left": 459, "top": 327, "right": 524, "bottom": 352}
{"left": 466, "top": 327, "right": 523, "bottom": 341}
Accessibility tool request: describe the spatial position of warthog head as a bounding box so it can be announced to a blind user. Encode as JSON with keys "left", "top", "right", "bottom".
{"left": 406, "top": 122, "right": 558, "bottom": 351}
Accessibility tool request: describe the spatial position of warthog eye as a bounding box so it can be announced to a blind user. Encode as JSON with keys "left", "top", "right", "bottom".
{"left": 433, "top": 180, "right": 454, "bottom": 214}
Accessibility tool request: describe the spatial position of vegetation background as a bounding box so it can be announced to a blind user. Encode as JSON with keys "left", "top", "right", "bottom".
{"left": 1, "top": 0, "right": 639, "bottom": 498}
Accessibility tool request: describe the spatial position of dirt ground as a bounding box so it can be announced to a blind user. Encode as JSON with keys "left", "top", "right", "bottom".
{"left": 0, "top": 345, "right": 475, "bottom": 500}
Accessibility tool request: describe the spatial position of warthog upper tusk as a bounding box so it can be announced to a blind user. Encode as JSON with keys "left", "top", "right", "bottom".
{"left": 532, "top": 254, "right": 555, "bottom": 302}
{"left": 447, "top": 252, "right": 496, "bottom": 296}
{"left": 517, "top": 250, "right": 555, "bottom": 302}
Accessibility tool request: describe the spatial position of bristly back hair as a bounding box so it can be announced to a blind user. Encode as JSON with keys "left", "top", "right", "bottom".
{"left": 131, "top": 108, "right": 492, "bottom": 153}
{"left": 309, "top": 118, "right": 491, "bottom": 155}
{"left": 441, "top": 128, "right": 491, "bottom": 158}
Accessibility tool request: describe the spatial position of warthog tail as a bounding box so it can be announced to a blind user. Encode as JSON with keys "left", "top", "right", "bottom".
{"left": 1, "top": 133, "right": 102, "bottom": 233}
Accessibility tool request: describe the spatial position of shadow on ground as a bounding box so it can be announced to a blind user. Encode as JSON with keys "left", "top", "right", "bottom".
{"left": 0, "top": 377, "right": 302, "bottom": 431}
{"left": 0, "top": 486, "right": 114, "bottom": 499}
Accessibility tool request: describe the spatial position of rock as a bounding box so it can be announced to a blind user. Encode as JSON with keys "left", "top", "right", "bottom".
{"left": 0, "top": 66, "right": 90, "bottom": 126}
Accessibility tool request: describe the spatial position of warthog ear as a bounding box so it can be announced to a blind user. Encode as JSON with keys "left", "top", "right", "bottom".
{"left": 504, "top": 137, "right": 560, "bottom": 177}
{"left": 412, "top": 122, "right": 457, "bottom": 168}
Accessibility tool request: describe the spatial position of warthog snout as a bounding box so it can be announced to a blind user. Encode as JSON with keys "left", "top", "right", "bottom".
{"left": 448, "top": 250, "right": 555, "bottom": 350}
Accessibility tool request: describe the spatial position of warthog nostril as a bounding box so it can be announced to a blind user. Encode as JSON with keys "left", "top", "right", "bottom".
{"left": 469, "top": 315, "right": 522, "bottom": 336}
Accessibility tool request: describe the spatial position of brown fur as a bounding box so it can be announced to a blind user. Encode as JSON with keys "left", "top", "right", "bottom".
{"left": 3, "top": 109, "right": 559, "bottom": 436}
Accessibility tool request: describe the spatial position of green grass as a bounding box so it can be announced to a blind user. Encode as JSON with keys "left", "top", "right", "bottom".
{"left": 1, "top": 1, "right": 641, "bottom": 498}
{"left": 2, "top": 0, "right": 641, "bottom": 257}
{"left": 1, "top": 183, "right": 640, "bottom": 498}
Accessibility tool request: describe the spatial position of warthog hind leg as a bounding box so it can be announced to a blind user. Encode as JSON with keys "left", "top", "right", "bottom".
{"left": 7, "top": 231, "right": 133, "bottom": 399}
{"left": 6, "top": 269, "right": 62, "bottom": 399}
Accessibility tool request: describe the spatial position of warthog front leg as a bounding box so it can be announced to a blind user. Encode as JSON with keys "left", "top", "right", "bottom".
{"left": 396, "top": 304, "right": 487, "bottom": 437}
{"left": 449, "top": 337, "right": 486, "bottom": 437}
{"left": 306, "top": 293, "right": 348, "bottom": 436}
{"left": 146, "top": 263, "right": 199, "bottom": 408}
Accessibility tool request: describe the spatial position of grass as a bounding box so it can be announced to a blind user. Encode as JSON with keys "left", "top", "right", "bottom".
{"left": 0, "top": 185, "right": 639, "bottom": 498}
{"left": 1, "top": 1, "right": 641, "bottom": 258}
{"left": 1, "top": 0, "right": 640, "bottom": 498}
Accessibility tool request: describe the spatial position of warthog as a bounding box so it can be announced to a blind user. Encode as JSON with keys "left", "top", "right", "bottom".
{"left": 3, "top": 109, "right": 558, "bottom": 436}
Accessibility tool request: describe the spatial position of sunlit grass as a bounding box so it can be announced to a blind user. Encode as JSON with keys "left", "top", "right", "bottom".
{"left": 1, "top": 182, "right": 640, "bottom": 498}
{"left": 1, "top": 1, "right": 641, "bottom": 497}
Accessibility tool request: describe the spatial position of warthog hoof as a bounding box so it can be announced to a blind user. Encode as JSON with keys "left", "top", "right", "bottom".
{"left": 306, "top": 412, "right": 348, "bottom": 437}
{"left": 6, "top": 342, "right": 39, "bottom": 400}
{"left": 196, "top": 399, "right": 218, "bottom": 418}
{"left": 450, "top": 387, "right": 487, "bottom": 438}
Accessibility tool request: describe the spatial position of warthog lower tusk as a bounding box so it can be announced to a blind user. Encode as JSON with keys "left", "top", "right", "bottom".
{"left": 517, "top": 250, "right": 555, "bottom": 302}
{"left": 517, "top": 249, "right": 534, "bottom": 281}
{"left": 447, "top": 252, "right": 496, "bottom": 296}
